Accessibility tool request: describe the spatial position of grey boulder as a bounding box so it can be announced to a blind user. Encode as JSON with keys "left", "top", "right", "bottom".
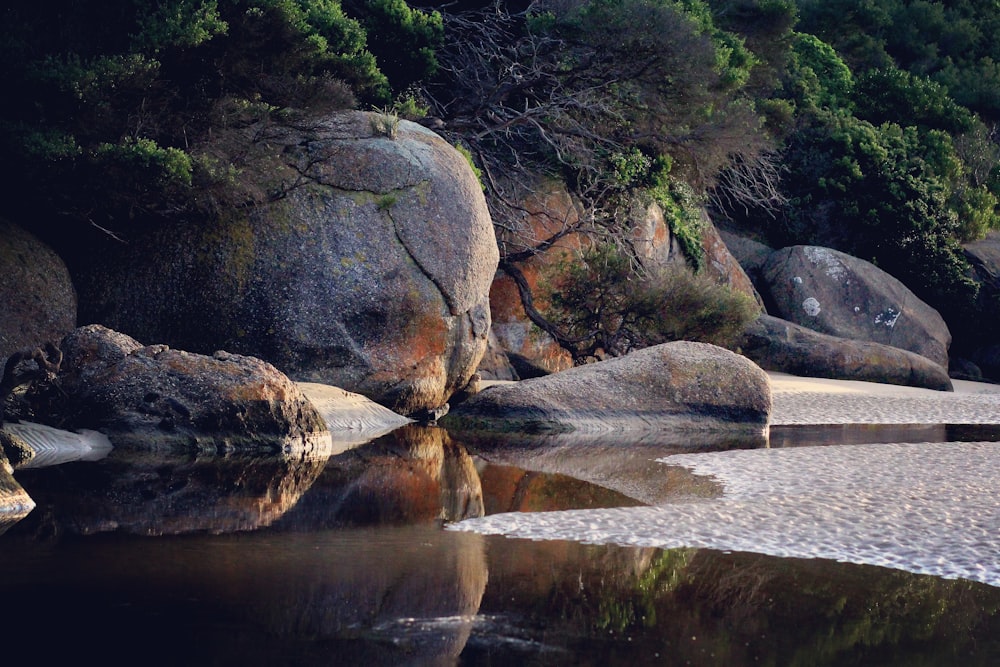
{"left": 444, "top": 341, "right": 771, "bottom": 435}
{"left": 760, "top": 245, "right": 951, "bottom": 369}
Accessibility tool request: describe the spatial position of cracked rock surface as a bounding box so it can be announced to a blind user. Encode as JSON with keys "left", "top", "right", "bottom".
{"left": 75, "top": 112, "right": 498, "bottom": 416}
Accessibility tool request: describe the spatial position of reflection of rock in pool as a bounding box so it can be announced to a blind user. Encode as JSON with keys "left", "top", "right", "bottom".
{"left": 274, "top": 424, "right": 485, "bottom": 528}
{"left": 200, "top": 525, "right": 488, "bottom": 665}
{"left": 10, "top": 447, "right": 327, "bottom": 535}
{"left": 3, "top": 420, "right": 112, "bottom": 469}
{"left": 1, "top": 432, "right": 35, "bottom": 525}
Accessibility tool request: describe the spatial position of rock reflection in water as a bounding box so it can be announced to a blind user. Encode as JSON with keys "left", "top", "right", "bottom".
{"left": 10, "top": 447, "right": 327, "bottom": 536}
{"left": 458, "top": 429, "right": 766, "bottom": 506}
{"left": 274, "top": 424, "right": 484, "bottom": 528}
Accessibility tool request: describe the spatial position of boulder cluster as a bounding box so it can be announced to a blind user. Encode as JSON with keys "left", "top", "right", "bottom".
{"left": 4, "top": 107, "right": 998, "bottom": 489}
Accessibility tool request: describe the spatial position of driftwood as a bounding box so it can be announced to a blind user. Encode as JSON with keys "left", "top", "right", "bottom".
{"left": 0, "top": 342, "right": 62, "bottom": 425}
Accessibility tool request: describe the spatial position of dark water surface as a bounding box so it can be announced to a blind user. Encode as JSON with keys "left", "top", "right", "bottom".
{"left": 3, "top": 424, "right": 1000, "bottom": 666}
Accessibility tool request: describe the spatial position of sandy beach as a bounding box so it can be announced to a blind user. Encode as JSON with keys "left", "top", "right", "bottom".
{"left": 769, "top": 372, "right": 1000, "bottom": 425}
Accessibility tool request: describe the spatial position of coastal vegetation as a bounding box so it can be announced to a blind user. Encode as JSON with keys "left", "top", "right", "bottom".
{"left": 3, "top": 0, "right": 999, "bottom": 359}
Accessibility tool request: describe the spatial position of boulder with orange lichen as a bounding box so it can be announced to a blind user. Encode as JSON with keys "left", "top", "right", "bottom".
{"left": 28, "top": 325, "right": 328, "bottom": 452}
{"left": 74, "top": 111, "right": 498, "bottom": 417}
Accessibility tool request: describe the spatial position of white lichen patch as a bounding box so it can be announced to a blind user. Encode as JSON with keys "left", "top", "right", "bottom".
{"left": 804, "top": 246, "right": 848, "bottom": 282}
{"left": 802, "top": 297, "right": 821, "bottom": 316}
{"left": 875, "top": 307, "right": 901, "bottom": 328}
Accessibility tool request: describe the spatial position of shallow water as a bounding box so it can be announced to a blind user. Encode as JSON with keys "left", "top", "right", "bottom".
{"left": 3, "top": 423, "right": 1000, "bottom": 665}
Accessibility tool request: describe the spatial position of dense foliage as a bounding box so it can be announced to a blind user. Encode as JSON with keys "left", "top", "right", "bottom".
{"left": 709, "top": 0, "right": 1000, "bottom": 333}
{"left": 0, "top": 0, "right": 437, "bottom": 241}
{"left": 3, "top": 0, "right": 1000, "bottom": 355}
{"left": 541, "top": 244, "right": 760, "bottom": 359}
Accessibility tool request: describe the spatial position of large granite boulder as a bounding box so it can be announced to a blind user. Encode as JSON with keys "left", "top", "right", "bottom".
{"left": 742, "top": 314, "right": 954, "bottom": 391}
{"left": 0, "top": 219, "right": 77, "bottom": 367}
{"left": 444, "top": 341, "right": 771, "bottom": 435}
{"left": 36, "top": 325, "right": 328, "bottom": 451}
{"left": 760, "top": 245, "right": 951, "bottom": 369}
{"left": 75, "top": 111, "right": 498, "bottom": 416}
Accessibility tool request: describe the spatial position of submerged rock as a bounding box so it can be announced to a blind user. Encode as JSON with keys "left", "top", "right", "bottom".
{"left": 443, "top": 341, "right": 771, "bottom": 435}
{"left": 742, "top": 314, "right": 953, "bottom": 391}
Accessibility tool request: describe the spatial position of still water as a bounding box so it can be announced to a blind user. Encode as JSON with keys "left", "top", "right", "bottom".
{"left": 3, "top": 423, "right": 1000, "bottom": 666}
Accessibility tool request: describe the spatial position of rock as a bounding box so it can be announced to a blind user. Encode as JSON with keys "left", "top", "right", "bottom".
{"left": 0, "top": 219, "right": 77, "bottom": 368}
{"left": 0, "top": 427, "right": 36, "bottom": 466}
{"left": 717, "top": 228, "right": 774, "bottom": 284}
{"left": 443, "top": 341, "right": 771, "bottom": 435}
{"left": 964, "top": 231, "right": 1000, "bottom": 295}
{"left": 760, "top": 245, "right": 951, "bottom": 368}
{"left": 0, "top": 433, "right": 34, "bottom": 522}
{"left": 962, "top": 232, "right": 1000, "bottom": 375}
{"left": 970, "top": 344, "right": 1000, "bottom": 382}
{"left": 741, "top": 314, "right": 954, "bottom": 391}
{"left": 42, "top": 325, "right": 328, "bottom": 451}
{"left": 75, "top": 111, "right": 498, "bottom": 417}
{"left": 295, "top": 382, "right": 411, "bottom": 443}
{"left": 476, "top": 330, "right": 520, "bottom": 381}
{"left": 487, "top": 178, "right": 581, "bottom": 377}
{"left": 700, "top": 213, "right": 764, "bottom": 307}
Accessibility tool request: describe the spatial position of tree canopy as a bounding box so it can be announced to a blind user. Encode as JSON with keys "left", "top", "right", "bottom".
{"left": 2, "top": 0, "right": 1000, "bottom": 355}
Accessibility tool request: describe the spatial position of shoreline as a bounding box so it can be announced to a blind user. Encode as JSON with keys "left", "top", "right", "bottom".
{"left": 768, "top": 372, "right": 1000, "bottom": 425}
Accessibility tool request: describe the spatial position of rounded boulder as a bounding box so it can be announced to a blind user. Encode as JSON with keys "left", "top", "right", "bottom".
{"left": 76, "top": 112, "right": 498, "bottom": 416}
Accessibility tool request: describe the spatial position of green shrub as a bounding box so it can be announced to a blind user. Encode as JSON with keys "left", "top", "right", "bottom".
{"left": 545, "top": 244, "right": 760, "bottom": 360}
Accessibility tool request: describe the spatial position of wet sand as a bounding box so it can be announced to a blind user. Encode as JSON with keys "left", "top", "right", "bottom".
{"left": 769, "top": 372, "right": 1000, "bottom": 425}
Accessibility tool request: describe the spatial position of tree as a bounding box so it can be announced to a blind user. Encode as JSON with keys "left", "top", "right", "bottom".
{"left": 538, "top": 244, "right": 760, "bottom": 361}
{"left": 421, "top": 0, "right": 772, "bottom": 266}
{"left": 0, "top": 0, "right": 404, "bottom": 243}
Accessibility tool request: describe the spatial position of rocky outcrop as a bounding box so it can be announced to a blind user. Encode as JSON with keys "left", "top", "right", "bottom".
{"left": 488, "top": 179, "right": 582, "bottom": 378}
{"left": 759, "top": 245, "right": 951, "bottom": 369}
{"left": 717, "top": 228, "right": 774, "bottom": 286}
{"left": 37, "top": 325, "right": 328, "bottom": 451}
{"left": 742, "top": 314, "right": 954, "bottom": 391}
{"left": 75, "top": 111, "right": 498, "bottom": 416}
{"left": 444, "top": 341, "right": 771, "bottom": 434}
{"left": 700, "top": 213, "right": 764, "bottom": 307}
{"left": 0, "top": 219, "right": 77, "bottom": 368}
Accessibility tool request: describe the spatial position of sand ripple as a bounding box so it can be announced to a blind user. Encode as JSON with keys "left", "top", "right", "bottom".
{"left": 451, "top": 440, "right": 1000, "bottom": 587}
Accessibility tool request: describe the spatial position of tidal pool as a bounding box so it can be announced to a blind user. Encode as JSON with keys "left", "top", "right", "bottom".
{"left": 2, "top": 423, "right": 1000, "bottom": 665}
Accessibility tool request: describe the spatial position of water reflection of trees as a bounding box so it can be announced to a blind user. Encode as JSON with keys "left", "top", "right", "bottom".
{"left": 473, "top": 539, "right": 1000, "bottom": 666}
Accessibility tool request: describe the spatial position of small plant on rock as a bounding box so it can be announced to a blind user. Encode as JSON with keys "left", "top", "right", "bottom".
{"left": 370, "top": 106, "right": 400, "bottom": 138}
